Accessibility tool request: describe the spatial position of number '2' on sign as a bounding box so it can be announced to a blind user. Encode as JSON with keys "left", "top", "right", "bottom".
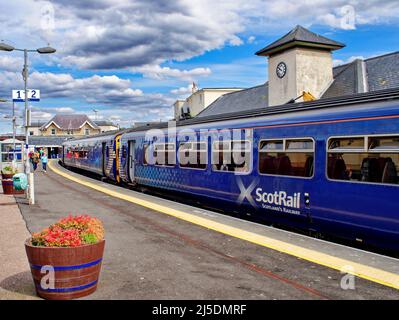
{"left": 12, "top": 90, "right": 40, "bottom": 102}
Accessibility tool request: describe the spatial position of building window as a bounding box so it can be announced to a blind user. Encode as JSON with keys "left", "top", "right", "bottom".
{"left": 1, "top": 143, "right": 22, "bottom": 162}
{"left": 327, "top": 135, "right": 399, "bottom": 185}
{"left": 51, "top": 129, "right": 56, "bottom": 135}
{"left": 178, "top": 141, "right": 207, "bottom": 169}
{"left": 85, "top": 128, "right": 90, "bottom": 135}
{"left": 67, "top": 130, "right": 73, "bottom": 135}
{"left": 153, "top": 143, "right": 176, "bottom": 166}
{"left": 259, "top": 138, "right": 314, "bottom": 178}
{"left": 212, "top": 140, "right": 251, "bottom": 173}
{"left": 29, "top": 131, "right": 34, "bottom": 136}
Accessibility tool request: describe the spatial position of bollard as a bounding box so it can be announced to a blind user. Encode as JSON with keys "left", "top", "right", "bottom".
{"left": 29, "top": 173, "right": 35, "bottom": 205}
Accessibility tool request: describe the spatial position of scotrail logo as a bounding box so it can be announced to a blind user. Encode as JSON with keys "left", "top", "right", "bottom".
{"left": 236, "top": 177, "right": 303, "bottom": 215}
{"left": 255, "top": 189, "right": 301, "bottom": 209}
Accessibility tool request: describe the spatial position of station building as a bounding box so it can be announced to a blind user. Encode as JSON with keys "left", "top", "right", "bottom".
{"left": 176, "top": 25, "right": 399, "bottom": 119}
{"left": 27, "top": 114, "right": 118, "bottom": 158}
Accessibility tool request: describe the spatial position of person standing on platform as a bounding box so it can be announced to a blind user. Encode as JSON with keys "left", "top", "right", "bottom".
{"left": 41, "top": 152, "right": 48, "bottom": 173}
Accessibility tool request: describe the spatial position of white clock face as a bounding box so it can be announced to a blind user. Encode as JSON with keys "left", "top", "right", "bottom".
{"left": 276, "top": 62, "right": 287, "bottom": 78}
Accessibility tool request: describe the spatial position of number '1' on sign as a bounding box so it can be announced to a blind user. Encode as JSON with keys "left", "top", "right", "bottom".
{"left": 12, "top": 90, "right": 40, "bottom": 102}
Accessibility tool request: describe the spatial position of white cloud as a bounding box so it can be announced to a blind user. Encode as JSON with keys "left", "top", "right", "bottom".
{"left": 229, "top": 36, "right": 244, "bottom": 46}
{"left": 247, "top": 36, "right": 256, "bottom": 44}
{"left": 133, "top": 65, "right": 211, "bottom": 81}
{"left": 170, "top": 84, "right": 194, "bottom": 96}
{"left": 30, "top": 110, "right": 52, "bottom": 120}
{"left": 0, "top": 55, "right": 24, "bottom": 72}
{"left": 333, "top": 55, "right": 366, "bottom": 66}
{"left": 53, "top": 107, "right": 75, "bottom": 113}
{"left": 1, "top": 0, "right": 399, "bottom": 71}
{"left": 0, "top": 70, "right": 172, "bottom": 123}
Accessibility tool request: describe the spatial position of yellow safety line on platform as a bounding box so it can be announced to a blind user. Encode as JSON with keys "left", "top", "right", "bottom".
{"left": 48, "top": 160, "right": 399, "bottom": 290}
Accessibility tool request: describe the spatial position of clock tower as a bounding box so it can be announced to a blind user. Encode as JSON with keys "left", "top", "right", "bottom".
{"left": 256, "top": 25, "right": 345, "bottom": 106}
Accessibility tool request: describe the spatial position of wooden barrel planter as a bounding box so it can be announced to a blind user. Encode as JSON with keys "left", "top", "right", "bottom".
{"left": 1, "top": 175, "right": 25, "bottom": 195}
{"left": 1, "top": 179, "right": 24, "bottom": 195}
{"left": 2, "top": 173, "right": 14, "bottom": 179}
{"left": 2, "top": 179, "right": 15, "bottom": 195}
{"left": 25, "top": 239, "right": 105, "bottom": 300}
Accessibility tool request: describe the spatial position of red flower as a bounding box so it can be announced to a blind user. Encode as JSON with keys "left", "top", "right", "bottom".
{"left": 31, "top": 215, "right": 104, "bottom": 247}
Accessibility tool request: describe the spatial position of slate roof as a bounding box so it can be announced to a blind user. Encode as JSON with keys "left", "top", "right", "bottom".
{"left": 29, "top": 121, "right": 47, "bottom": 128}
{"left": 28, "top": 136, "right": 74, "bottom": 147}
{"left": 323, "top": 51, "right": 399, "bottom": 99}
{"left": 196, "top": 84, "right": 268, "bottom": 118}
{"left": 94, "top": 120, "right": 116, "bottom": 127}
{"left": 197, "top": 51, "right": 399, "bottom": 118}
{"left": 256, "top": 25, "right": 345, "bottom": 56}
{"left": 322, "top": 60, "right": 363, "bottom": 99}
{"left": 41, "top": 114, "right": 99, "bottom": 130}
{"left": 366, "top": 51, "right": 399, "bottom": 91}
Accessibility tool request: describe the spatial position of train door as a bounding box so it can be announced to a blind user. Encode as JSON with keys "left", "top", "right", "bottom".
{"left": 128, "top": 140, "right": 136, "bottom": 182}
{"left": 102, "top": 142, "right": 106, "bottom": 176}
{"left": 115, "top": 134, "right": 122, "bottom": 183}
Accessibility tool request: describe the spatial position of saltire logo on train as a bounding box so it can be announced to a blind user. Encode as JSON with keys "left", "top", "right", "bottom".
{"left": 236, "top": 177, "right": 302, "bottom": 215}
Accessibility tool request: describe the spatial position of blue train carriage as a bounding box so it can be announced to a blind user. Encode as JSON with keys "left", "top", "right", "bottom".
{"left": 119, "top": 89, "right": 399, "bottom": 252}
{"left": 62, "top": 130, "right": 123, "bottom": 181}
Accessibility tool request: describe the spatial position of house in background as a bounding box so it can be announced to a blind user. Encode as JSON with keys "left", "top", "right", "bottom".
{"left": 27, "top": 114, "right": 118, "bottom": 158}
{"left": 28, "top": 121, "right": 46, "bottom": 136}
{"left": 95, "top": 120, "right": 119, "bottom": 133}
{"left": 40, "top": 114, "right": 101, "bottom": 136}
{"left": 28, "top": 118, "right": 118, "bottom": 136}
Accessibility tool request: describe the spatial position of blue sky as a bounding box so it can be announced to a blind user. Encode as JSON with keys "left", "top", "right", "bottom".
{"left": 0, "top": 0, "right": 399, "bottom": 133}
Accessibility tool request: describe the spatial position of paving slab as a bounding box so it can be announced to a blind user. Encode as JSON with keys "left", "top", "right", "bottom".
{"left": 0, "top": 190, "right": 38, "bottom": 300}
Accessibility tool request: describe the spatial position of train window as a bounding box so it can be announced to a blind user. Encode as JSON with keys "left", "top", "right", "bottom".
{"left": 212, "top": 140, "right": 251, "bottom": 173}
{"left": 261, "top": 140, "right": 284, "bottom": 151}
{"left": 122, "top": 145, "right": 127, "bottom": 159}
{"left": 328, "top": 137, "right": 365, "bottom": 151}
{"left": 153, "top": 143, "right": 176, "bottom": 166}
{"left": 369, "top": 136, "right": 399, "bottom": 151}
{"left": 259, "top": 138, "right": 314, "bottom": 178}
{"left": 327, "top": 135, "right": 399, "bottom": 185}
{"left": 286, "top": 139, "right": 313, "bottom": 151}
{"left": 178, "top": 141, "right": 207, "bottom": 169}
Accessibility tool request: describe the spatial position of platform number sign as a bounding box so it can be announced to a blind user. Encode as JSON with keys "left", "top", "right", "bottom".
{"left": 12, "top": 89, "right": 40, "bottom": 102}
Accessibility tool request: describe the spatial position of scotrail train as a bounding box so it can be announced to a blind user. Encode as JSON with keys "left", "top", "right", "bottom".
{"left": 61, "top": 89, "right": 399, "bottom": 252}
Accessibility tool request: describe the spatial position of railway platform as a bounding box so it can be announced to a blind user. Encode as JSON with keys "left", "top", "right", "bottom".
{"left": 1, "top": 160, "right": 398, "bottom": 299}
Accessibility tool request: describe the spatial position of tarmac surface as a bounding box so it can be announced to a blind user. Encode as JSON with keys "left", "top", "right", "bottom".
{"left": 3, "top": 164, "right": 399, "bottom": 299}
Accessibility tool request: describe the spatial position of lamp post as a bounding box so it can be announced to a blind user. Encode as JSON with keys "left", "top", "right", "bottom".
{"left": 93, "top": 109, "right": 99, "bottom": 121}
{"left": 0, "top": 42, "right": 56, "bottom": 204}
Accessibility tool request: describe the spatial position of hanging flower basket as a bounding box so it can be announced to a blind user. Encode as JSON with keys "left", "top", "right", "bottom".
{"left": 25, "top": 215, "right": 105, "bottom": 300}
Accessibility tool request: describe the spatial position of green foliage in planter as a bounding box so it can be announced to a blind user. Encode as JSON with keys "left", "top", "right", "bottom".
{"left": 2, "top": 166, "right": 17, "bottom": 175}
{"left": 82, "top": 233, "right": 98, "bottom": 244}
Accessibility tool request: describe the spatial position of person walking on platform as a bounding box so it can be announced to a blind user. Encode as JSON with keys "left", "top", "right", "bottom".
{"left": 41, "top": 152, "right": 48, "bottom": 173}
{"left": 32, "top": 152, "right": 40, "bottom": 171}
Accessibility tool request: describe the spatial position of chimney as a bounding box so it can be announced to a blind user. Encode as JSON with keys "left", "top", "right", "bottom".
{"left": 256, "top": 25, "right": 345, "bottom": 106}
